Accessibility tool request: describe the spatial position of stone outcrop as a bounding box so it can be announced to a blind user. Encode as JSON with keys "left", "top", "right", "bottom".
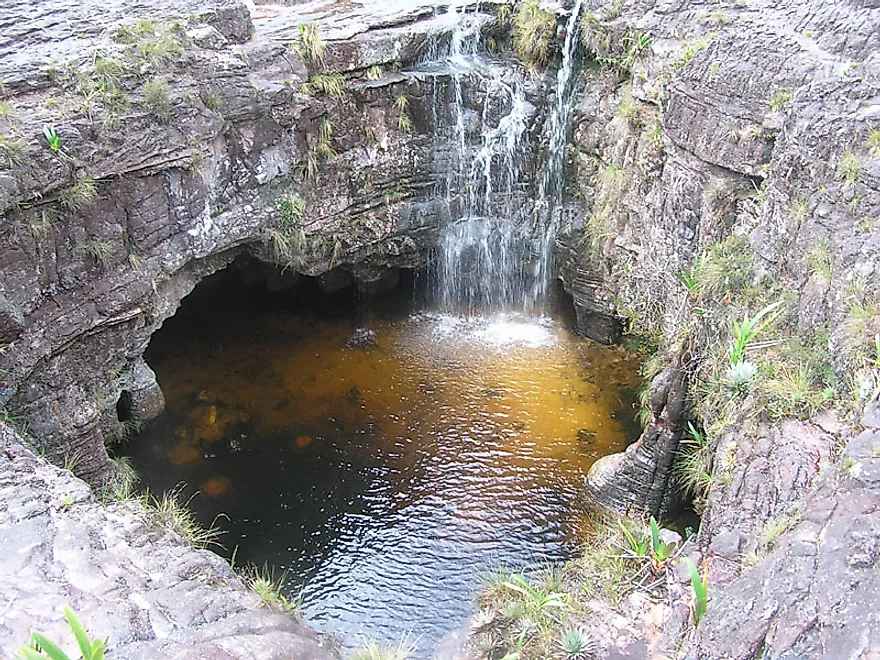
{"left": 585, "top": 362, "right": 688, "bottom": 517}
{"left": 0, "top": 421, "right": 337, "bottom": 659}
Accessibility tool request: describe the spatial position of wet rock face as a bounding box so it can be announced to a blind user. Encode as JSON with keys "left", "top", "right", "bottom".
{"left": 0, "top": 422, "right": 337, "bottom": 659}
{"left": 0, "top": 0, "right": 546, "bottom": 483}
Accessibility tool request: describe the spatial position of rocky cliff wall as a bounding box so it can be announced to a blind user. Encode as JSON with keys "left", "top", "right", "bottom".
{"left": 559, "top": 0, "right": 880, "bottom": 654}
{"left": 0, "top": 0, "right": 547, "bottom": 485}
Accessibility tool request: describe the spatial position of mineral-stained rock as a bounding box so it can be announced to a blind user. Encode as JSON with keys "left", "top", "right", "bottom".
{"left": 0, "top": 422, "right": 337, "bottom": 659}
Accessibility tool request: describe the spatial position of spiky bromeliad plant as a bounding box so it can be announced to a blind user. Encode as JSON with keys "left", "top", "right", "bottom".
{"left": 16, "top": 606, "right": 108, "bottom": 660}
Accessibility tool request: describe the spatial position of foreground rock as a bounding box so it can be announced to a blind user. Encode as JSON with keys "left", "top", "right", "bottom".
{"left": 689, "top": 404, "right": 880, "bottom": 658}
{"left": 0, "top": 422, "right": 336, "bottom": 660}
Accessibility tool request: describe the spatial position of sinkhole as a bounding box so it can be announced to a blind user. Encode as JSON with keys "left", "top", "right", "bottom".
{"left": 127, "top": 258, "right": 641, "bottom": 656}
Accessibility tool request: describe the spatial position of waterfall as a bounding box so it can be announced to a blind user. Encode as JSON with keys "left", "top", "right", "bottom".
{"left": 433, "top": 1, "right": 582, "bottom": 313}
{"left": 531, "top": 0, "right": 585, "bottom": 303}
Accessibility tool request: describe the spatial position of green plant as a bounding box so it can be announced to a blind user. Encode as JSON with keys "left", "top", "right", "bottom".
{"left": 396, "top": 94, "right": 412, "bottom": 133}
{"left": 617, "top": 519, "right": 650, "bottom": 558}
{"left": 559, "top": 628, "right": 592, "bottom": 659}
{"left": 296, "top": 23, "right": 325, "bottom": 64}
{"left": 349, "top": 635, "right": 417, "bottom": 660}
{"left": 0, "top": 100, "right": 13, "bottom": 118}
{"left": 42, "top": 125, "right": 62, "bottom": 152}
{"left": 648, "top": 517, "right": 676, "bottom": 568}
{"left": 729, "top": 300, "right": 784, "bottom": 366}
{"left": 768, "top": 89, "right": 793, "bottom": 111}
{"left": 869, "top": 129, "right": 880, "bottom": 158}
{"left": 684, "top": 557, "right": 708, "bottom": 625}
{"left": 673, "top": 38, "right": 708, "bottom": 69}
{"left": 245, "top": 563, "right": 296, "bottom": 611}
{"left": 500, "top": 573, "right": 569, "bottom": 624}
{"left": 838, "top": 150, "right": 861, "bottom": 182}
{"left": 16, "top": 606, "right": 108, "bottom": 660}
{"left": 677, "top": 255, "right": 706, "bottom": 296}
{"left": 512, "top": 0, "right": 555, "bottom": 71}
{"left": 151, "top": 485, "right": 223, "bottom": 548}
{"left": 62, "top": 177, "right": 99, "bottom": 211}
{"left": 278, "top": 193, "right": 304, "bottom": 227}
{"left": 725, "top": 359, "right": 758, "bottom": 394}
{"left": 142, "top": 79, "right": 171, "bottom": 119}
{"left": 365, "top": 64, "right": 384, "bottom": 81}
{"left": 303, "top": 73, "right": 347, "bottom": 100}
{"left": 0, "top": 133, "right": 26, "bottom": 167}
{"left": 62, "top": 451, "right": 81, "bottom": 473}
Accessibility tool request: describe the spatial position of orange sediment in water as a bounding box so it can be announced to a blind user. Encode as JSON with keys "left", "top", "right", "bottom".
{"left": 200, "top": 475, "right": 233, "bottom": 497}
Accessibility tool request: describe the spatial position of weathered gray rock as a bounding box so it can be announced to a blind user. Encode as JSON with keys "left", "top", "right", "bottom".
{"left": 688, "top": 405, "right": 880, "bottom": 659}
{"left": 0, "top": 422, "right": 336, "bottom": 660}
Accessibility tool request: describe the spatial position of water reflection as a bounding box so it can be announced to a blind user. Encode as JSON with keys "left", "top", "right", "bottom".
{"left": 129, "top": 270, "right": 640, "bottom": 657}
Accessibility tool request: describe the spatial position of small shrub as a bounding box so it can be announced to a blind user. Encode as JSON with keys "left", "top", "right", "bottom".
{"left": 83, "top": 239, "right": 114, "bottom": 268}
{"left": 0, "top": 133, "right": 26, "bottom": 167}
{"left": 869, "top": 129, "right": 880, "bottom": 158}
{"left": 395, "top": 94, "right": 412, "bottom": 133}
{"left": 349, "top": 635, "right": 417, "bottom": 660}
{"left": 201, "top": 90, "right": 223, "bottom": 112}
{"left": 142, "top": 79, "right": 171, "bottom": 119}
{"left": 278, "top": 193, "right": 304, "bottom": 227}
{"left": 805, "top": 240, "right": 832, "bottom": 278}
{"left": 365, "top": 64, "right": 384, "bottom": 81}
{"left": 676, "top": 422, "right": 713, "bottom": 497}
{"left": 245, "top": 563, "right": 297, "bottom": 611}
{"left": 151, "top": 485, "right": 223, "bottom": 548}
{"left": 103, "top": 455, "right": 139, "bottom": 501}
{"left": 768, "top": 89, "right": 793, "bottom": 111}
{"left": 264, "top": 226, "right": 306, "bottom": 271}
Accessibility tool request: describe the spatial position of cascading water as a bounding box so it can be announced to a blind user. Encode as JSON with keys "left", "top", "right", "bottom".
{"left": 532, "top": 0, "right": 585, "bottom": 302}
{"left": 433, "top": 1, "right": 583, "bottom": 312}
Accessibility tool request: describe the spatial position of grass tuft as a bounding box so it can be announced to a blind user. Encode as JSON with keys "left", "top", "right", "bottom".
{"left": 296, "top": 23, "right": 325, "bottom": 64}
{"left": 142, "top": 79, "right": 171, "bottom": 119}
{"left": 62, "top": 177, "right": 99, "bottom": 211}
{"left": 512, "top": 0, "right": 556, "bottom": 71}
{"left": 151, "top": 484, "right": 224, "bottom": 548}
{"left": 349, "top": 635, "right": 418, "bottom": 660}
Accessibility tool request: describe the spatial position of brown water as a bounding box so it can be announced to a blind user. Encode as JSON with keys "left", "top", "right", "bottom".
{"left": 128, "top": 270, "right": 640, "bottom": 656}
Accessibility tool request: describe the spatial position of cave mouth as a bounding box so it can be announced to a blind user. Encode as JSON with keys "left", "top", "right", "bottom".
{"left": 127, "top": 257, "right": 642, "bottom": 657}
